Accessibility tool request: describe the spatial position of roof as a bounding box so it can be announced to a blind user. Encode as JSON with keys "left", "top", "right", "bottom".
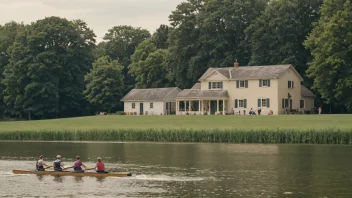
{"left": 121, "top": 87, "right": 181, "bottom": 102}
{"left": 301, "top": 85, "right": 316, "bottom": 98}
{"left": 191, "top": 83, "right": 201, "bottom": 89}
{"left": 176, "top": 89, "right": 229, "bottom": 99}
{"left": 199, "top": 64, "right": 303, "bottom": 81}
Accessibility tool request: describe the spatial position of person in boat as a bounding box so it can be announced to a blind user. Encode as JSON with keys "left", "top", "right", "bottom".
{"left": 53, "top": 155, "right": 65, "bottom": 171}
{"left": 36, "top": 155, "right": 50, "bottom": 171}
{"left": 73, "top": 155, "right": 87, "bottom": 172}
{"left": 95, "top": 157, "right": 108, "bottom": 173}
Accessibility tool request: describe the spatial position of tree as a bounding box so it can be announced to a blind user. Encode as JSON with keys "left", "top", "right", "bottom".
{"left": 130, "top": 39, "right": 170, "bottom": 88}
{"left": 151, "top": 24, "right": 172, "bottom": 49}
{"left": 2, "top": 17, "right": 96, "bottom": 119}
{"left": 129, "top": 25, "right": 173, "bottom": 89}
{"left": 167, "top": 0, "right": 268, "bottom": 89}
{"left": 246, "top": 0, "right": 322, "bottom": 84}
{"left": 102, "top": 25, "right": 151, "bottom": 95}
{"left": 167, "top": 0, "right": 204, "bottom": 89}
{"left": 0, "top": 21, "right": 25, "bottom": 118}
{"left": 84, "top": 56, "right": 124, "bottom": 113}
{"left": 304, "top": 0, "right": 352, "bottom": 109}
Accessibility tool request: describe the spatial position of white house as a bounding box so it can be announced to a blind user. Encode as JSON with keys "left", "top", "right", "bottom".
{"left": 175, "top": 61, "right": 315, "bottom": 115}
{"left": 121, "top": 87, "right": 181, "bottom": 115}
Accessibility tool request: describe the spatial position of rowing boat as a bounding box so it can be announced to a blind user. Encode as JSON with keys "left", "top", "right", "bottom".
{"left": 12, "top": 170, "right": 132, "bottom": 177}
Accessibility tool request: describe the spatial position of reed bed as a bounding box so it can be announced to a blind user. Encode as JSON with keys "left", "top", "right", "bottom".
{"left": 0, "top": 129, "right": 351, "bottom": 144}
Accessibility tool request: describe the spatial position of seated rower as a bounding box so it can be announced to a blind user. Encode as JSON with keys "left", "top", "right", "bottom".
{"left": 53, "top": 155, "right": 64, "bottom": 171}
{"left": 73, "top": 155, "right": 87, "bottom": 172}
{"left": 95, "top": 157, "right": 108, "bottom": 173}
{"left": 36, "top": 155, "right": 50, "bottom": 171}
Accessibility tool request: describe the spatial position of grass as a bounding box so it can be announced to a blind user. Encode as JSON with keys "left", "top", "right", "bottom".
{"left": 0, "top": 115, "right": 351, "bottom": 144}
{"left": 1, "top": 114, "right": 352, "bottom": 132}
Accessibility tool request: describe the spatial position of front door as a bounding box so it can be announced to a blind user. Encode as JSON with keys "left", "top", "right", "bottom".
{"left": 140, "top": 103, "right": 144, "bottom": 115}
{"left": 210, "top": 101, "right": 217, "bottom": 115}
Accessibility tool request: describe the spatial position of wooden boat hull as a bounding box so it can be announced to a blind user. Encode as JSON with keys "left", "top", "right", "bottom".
{"left": 12, "top": 170, "right": 132, "bottom": 177}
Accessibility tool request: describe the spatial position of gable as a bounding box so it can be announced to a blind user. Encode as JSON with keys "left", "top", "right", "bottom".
{"left": 283, "top": 66, "right": 304, "bottom": 82}
{"left": 203, "top": 70, "right": 228, "bottom": 81}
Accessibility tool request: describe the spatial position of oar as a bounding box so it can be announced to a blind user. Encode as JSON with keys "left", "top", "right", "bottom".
{"left": 62, "top": 166, "right": 74, "bottom": 170}
{"left": 84, "top": 167, "right": 96, "bottom": 172}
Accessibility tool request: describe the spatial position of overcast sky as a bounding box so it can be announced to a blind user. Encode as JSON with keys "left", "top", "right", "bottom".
{"left": 0, "top": 0, "right": 184, "bottom": 42}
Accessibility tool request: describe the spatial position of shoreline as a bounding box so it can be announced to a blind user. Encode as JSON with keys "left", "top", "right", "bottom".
{"left": 0, "top": 129, "right": 351, "bottom": 144}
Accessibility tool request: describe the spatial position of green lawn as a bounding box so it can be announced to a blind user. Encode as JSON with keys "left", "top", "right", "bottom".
{"left": 0, "top": 115, "right": 351, "bottom": 132}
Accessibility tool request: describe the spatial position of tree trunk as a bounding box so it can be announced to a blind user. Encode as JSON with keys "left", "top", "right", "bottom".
{"left": 108, "top": 108, "right": 111, "bottom": 114}
{"left": 28, "top": 110, "right": 31, "bottom": 121}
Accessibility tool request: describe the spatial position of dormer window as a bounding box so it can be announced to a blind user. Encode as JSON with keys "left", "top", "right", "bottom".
{"left": 208, "top": 82, "right": 223, "bottom": 89}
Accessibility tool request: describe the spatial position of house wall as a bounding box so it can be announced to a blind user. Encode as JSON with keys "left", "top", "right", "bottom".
{"left": 124, "top": 102, "right": 139, "bottom": 115}
{"left": 201, "top": 72, "right": 280, "bottom": 115}
{"left": 302, "top": 97, "right": 315, "bottom": 112}
{"left": 277, "top": 68, "right": 302, "bottom": 114}
{"left": 124, "top": 101, "right": 165, "bottom": 115}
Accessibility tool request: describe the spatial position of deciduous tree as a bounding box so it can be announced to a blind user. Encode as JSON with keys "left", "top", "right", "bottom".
{"left": 84, "top": 56, "right": 124, "bottom": 113}
{"left": 304, "top": 0, "right": 352, "bottom": 109}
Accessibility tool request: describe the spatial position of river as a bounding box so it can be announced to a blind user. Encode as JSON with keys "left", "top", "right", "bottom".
{"left": 0, "top": 142, "right": 351, "bottom": 197}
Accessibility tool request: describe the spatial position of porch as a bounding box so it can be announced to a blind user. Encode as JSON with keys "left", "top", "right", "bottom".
{"left": 176, "top": 99, "right": 227, "bottom": 115}
{"left": 175, "top": 89, "right": 229, "bottom": 115}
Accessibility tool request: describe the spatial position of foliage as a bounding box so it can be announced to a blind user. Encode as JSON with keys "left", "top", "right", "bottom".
{"left": 84, "top": 56, "right": 124, "bottom": 113}
{"left": 167, "top": 0, "right": 268, "bottom": 88}
{"left": 246, "top": 0, "right": 322, "bottom": 84}
{"left": 102, "top": 25, "right": 151, "bottom": 95}
{"left": 129, "top": 24, "right": 172, "bottom": 88}
{"left": 1, "top": 17, "right": 95, "bottom": 119}
{"left": 0, "top": 21, "right": 25, "bottom": 117}
{"left": 304, "top": 0, "right": 352, "bottom": 108}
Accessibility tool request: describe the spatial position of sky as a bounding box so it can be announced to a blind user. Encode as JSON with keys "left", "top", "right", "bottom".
{"left": 0, "top": 0, "right": 184, "bottom": 42}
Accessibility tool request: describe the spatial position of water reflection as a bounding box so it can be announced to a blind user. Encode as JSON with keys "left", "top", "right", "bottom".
{"left": 96, "top": 177, "right": 106, "bottom": 183}
{"left": 73, "top": 176, "right": 84, "bottom": 183}
{"left": 53, "top": 175, "right": 64, "bottom": 183}
{"left": 0, "top": 142, "right": 351, "bottom": 197}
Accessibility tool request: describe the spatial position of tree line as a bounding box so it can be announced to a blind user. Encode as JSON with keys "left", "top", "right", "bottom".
{"left": 0, "top": 0, "right": 351, "bottom": 120}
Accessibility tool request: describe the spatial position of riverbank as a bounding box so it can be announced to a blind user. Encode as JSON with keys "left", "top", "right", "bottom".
{"left": 0, "top": 129, "right": 351, "bottom": 144}
{"left": 0, "top": 115, "right": 351, "bottom": 144}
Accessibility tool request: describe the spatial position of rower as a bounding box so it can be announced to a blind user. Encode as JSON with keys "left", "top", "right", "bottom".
{"left": 95, "top": 157, "right": 108, "bottom": 173}
{"left": 53, "top": 155, "right": 64, "bottom": 171}
{"left": 73, "top": 156, "right": 87, "bottom": 172}
{"left": 36, "top": 155, "right": 50, "bottom": 171}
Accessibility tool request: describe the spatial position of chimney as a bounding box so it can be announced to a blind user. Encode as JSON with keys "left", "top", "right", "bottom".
{"left": 234, "top": 60, "right": 239, "bottom": 68}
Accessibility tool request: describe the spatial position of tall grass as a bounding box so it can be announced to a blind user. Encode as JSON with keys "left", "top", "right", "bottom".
{"left": 0, "top": 129, "right": 351, "bottom": 144}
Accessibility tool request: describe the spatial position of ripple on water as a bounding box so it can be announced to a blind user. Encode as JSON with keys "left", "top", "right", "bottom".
{"left": 132, "top": 174, "right": 204, "bottom": 182}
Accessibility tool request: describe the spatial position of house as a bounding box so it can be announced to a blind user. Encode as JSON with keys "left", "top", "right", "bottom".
{"left": 175, "top": 61, "right": 315, "bottom": 115}
{"left": 121, "top": 87, "right": 181, "bottom": 115}
{"left": 300, "top": 85, "right": 316, "bottom": 113}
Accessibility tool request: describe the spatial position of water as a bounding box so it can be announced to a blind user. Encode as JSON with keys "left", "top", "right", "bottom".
{"left": 0, "top": 142, "right": 351, "bottom": 197}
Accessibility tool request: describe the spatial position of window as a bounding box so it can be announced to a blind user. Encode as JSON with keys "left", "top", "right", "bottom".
{"left": 237, "top": 80, "right": 248, "bottom": 88}
{"left": 282, "top": 99, "right": 292, "bottom": 108}
{"left": 208, "top": 82, "right": 223, "bottom": 89}
{"left": 150, "top": 103, "right": 153, "bottom": 109}
{"left": 288, "top": 81, "right": 294, "bottom": 89}
{"left": 240, "top": 81, "right": 245, "bottom": 88}
{"left": 239, "top": 100, "right": 244, "bottom": 108}
{"left": 235, "top": 99, "right": 247, "bottom": 108}
{"left": 262, "top": 80, "right": 269, "bottom": 87}
{"left": 258, "top": 98, "right": 270, "bottom": 108}
{"left": 300, "top": 99, "right": 305, "bottom": 108}
{"left": 132, "top": 103, "right": 135, "bottom": 109}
